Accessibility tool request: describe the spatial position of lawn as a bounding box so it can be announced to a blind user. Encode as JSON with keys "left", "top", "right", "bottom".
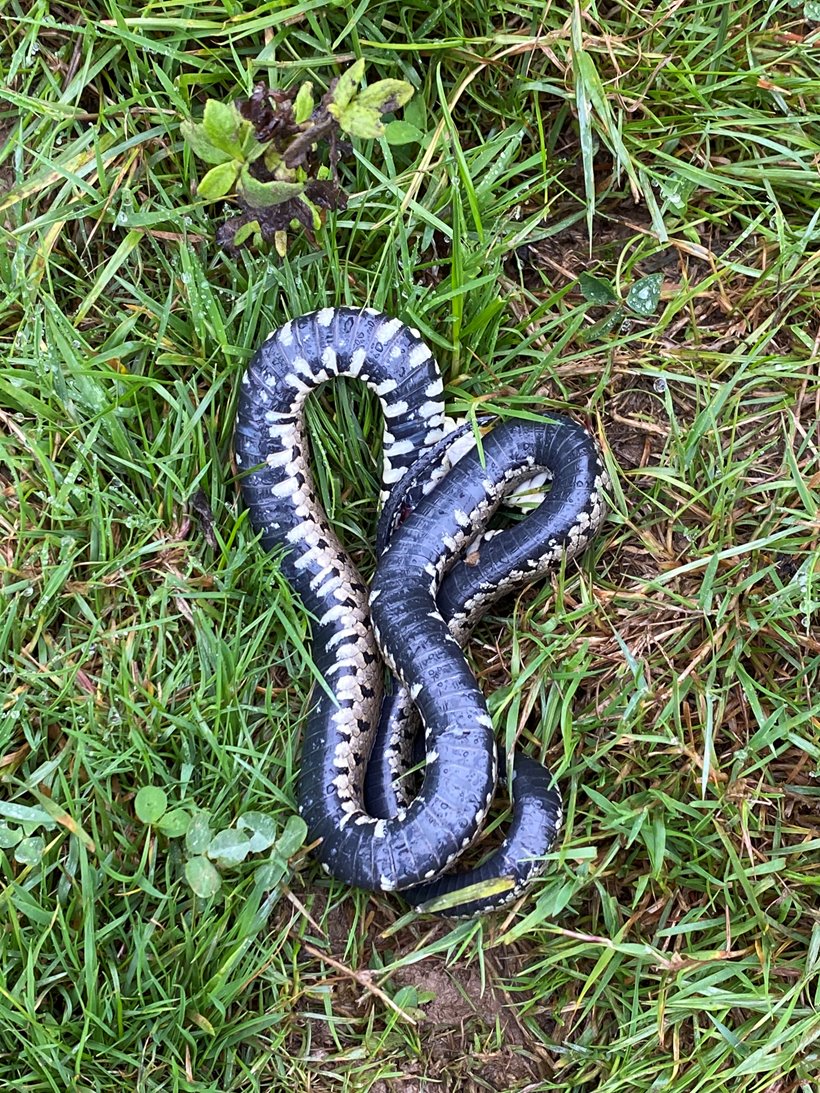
{"left": 2, "top": 1, "right": 820, "bottom": 1091}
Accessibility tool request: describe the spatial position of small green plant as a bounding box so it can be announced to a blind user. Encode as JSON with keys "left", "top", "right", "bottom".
{"left": 181, "top": 58, "right": 414, "bottom": 255}
{"left": 135, "top": 784, "right": 307, "bottom": 898}
{"left": 578, "top": 269, "right": 665, "bottom": 339}
{"left": 0, "top": 801, "right": 57, "bottom": 867}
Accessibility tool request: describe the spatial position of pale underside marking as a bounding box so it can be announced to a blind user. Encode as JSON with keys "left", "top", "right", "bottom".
{"left": 295, "top": 545, "right": 326, "bottom": 571}
{"left": 319, "top": 602, "right": 350, "bottom": 626}
{"left": 349, "top": 347, "right": 367, "bottom": 375}
{"left": 383, "top": 399, "right": 410, "bottom": 419}
{"left": 270, "top": 478, "right": 297, "bottom": 499}
{"left": 331, "top": 640, "right": 364, "bottom": 661}
{"left": 285, "top": 372, "right": 311, "bottom": 394}
{"left": 418, "top": 399, "right": 441, "bottom": 420}
{"left": 290, "top": 356, "right": 316, "bottom": 378}
{"left": 313, "top": 573, "right": 344, "bottom": 599}
{"left": 309, "top": 561, "right": 336, "bottom": 586}
{"left": 286, "top": 520, "right": 322, "bottom": 545}
{"left": 382, "top": 461, "right": 404, "bottom": 483}
{"left": 384, "top": 438, "right": 414, "bottom": 457}
{"left": 265, "top": 448, "right": 295, "bottom": 469}
{"left": 408, "top": 343, "right": 432, "bottom": 367}
{"left": 325, "top": 656, "right": 365, "bottom": 675}
{"left": 378, "top": 317, "right": 403, "bottom": 341}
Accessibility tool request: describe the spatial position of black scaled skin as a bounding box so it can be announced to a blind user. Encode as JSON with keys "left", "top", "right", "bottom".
{"left": 235, "top": 307, "right": 496, "bottom": 894}
{"left": 235, "top": 305, "right": 607, "bottom": 909}
{"left": 367, "top": 416, "right": 607, "bottom": 914}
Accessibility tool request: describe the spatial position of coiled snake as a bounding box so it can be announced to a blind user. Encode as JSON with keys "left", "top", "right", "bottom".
{"left": 235, "top": 307, "right": 607, "bottom": 916}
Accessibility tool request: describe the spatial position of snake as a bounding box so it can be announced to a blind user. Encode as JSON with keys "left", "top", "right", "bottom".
{"left": 234, "top": 306, "right": 607, "bottom": 915}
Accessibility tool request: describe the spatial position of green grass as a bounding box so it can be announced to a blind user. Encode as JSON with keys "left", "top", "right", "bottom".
{"left": 2, "top": 1, "right": 820, "bottom": 1090}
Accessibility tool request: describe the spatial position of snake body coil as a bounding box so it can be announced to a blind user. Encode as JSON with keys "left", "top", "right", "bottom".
{"left": 235, "top": 306, "right": 607, "bottom": 913}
